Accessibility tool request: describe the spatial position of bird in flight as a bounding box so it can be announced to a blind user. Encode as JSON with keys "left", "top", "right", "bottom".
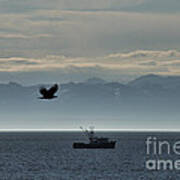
{"left": 39, "top": 84, "right": 59, "bottom": 99}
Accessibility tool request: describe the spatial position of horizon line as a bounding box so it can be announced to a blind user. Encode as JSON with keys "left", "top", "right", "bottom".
{"left": 0, "top": 129, "right": 180, "bottom": 132}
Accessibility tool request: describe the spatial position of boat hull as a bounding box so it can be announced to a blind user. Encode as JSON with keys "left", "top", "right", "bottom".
{"left": 73, "top": 142, "right": 116, "bottom": 149}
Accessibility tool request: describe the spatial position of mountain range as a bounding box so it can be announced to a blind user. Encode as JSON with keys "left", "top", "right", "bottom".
{"left": 1, "top": 74, "right": 180, "bottom": 129}
{"left": 0, "top": 74, "right": 180, "bottom": 113}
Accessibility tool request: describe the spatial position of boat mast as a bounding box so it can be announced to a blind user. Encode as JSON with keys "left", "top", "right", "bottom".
{"left": 80, "top": 126, "right": 95, "bottom": 142}
{"left": 80, "top": 126, "right": 90, "bottom": 139}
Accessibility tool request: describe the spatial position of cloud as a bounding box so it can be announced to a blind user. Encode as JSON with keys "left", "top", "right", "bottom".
{"left": 0, "top": 0, "right": 145, "bottom": 14}
{"left": 0, "top": 50, "right": 179, "bottom": 80}
{"left": 107, "top": 50, "right": 180, "bottom": 59}
{"left": 0, "top": 0, "right": 179, "bottom": 14}
{"left": 0, "top": 1, "right": 179, "bottom": 83}
{"left": 0, "top": 9, "right": 179, "bottom": 57}
{"left": 0, "top": 33, "right": 53, "bottom": 39}
{"left": 139, "top": 61, "right": 157, "bottom": 66}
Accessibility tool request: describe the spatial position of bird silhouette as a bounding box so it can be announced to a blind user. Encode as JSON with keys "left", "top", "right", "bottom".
{"left": 39, "top": 84, "right": 58, "bottom": 99}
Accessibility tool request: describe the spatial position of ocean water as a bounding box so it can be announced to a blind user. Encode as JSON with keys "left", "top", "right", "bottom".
{"left": 0, "top": 131, "right": 179, "bottom": 180}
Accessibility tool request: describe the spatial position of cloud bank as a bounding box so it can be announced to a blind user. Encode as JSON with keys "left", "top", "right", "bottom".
{"left": 0, "top": 0, "right": 180, "bottom": 83}
{"left": 0, "top": 8, "right": 180, "bottom": 57}
{"left": 0, "top": 50, "right": 180, "bottom": 84}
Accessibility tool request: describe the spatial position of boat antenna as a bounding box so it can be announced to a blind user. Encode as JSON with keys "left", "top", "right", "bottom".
{"left": 80, "top": 126, "right": 89, "bottom": 139}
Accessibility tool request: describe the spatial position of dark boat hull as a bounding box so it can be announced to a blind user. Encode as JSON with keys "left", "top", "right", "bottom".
{"left": 73, "top": 142, "right": 116, "bottom": 149}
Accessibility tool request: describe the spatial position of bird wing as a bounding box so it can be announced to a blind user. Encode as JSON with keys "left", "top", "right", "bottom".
{"left": 39, "top": 87, "right": 47, "bottom": 96}
{"left": 48, "top": 84, "right": 58, "bottom": 95}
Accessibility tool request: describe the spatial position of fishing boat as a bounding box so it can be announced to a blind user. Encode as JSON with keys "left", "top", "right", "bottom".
{"left": 73, "top": 127, "right": 116, "bottom": 149}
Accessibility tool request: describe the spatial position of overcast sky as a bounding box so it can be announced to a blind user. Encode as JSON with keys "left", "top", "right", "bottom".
{"left": 0, "top": 0, "right": 180, "bottom": 84}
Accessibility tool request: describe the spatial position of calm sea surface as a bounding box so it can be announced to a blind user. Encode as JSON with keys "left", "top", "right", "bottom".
{"left": 0, "top": 131, "right": 180, "bottom": 180}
